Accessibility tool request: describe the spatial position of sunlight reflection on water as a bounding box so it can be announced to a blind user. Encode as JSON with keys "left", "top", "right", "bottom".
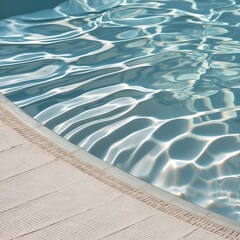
{"left": 1, "top": 0, "right": 240, "bottom": 222}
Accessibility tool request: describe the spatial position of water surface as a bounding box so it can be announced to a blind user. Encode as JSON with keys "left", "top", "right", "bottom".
{"left": 1, "top": 0, "right": 240, "bottom": 222}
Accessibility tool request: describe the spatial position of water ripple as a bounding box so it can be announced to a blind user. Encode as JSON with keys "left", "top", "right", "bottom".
{"left": 1, "top": 0, "right": 240, "bottom": 222}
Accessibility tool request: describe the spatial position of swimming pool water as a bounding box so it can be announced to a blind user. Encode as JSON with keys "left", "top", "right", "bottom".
{"left": 1, "top": 0, "right": 240, "bottom": 222}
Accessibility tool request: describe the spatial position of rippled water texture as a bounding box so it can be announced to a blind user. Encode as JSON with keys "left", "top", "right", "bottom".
{"left": 1, "top": 0, "right": 240, "bottom": 221}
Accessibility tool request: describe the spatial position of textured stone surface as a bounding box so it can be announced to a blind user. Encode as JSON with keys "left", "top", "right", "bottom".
{"left": 17, "top": 196, "right": 156, "bottom": 240}
{"left": 0, "top": 180, "right": 121, "bottom": 239}
{"left": 0, "top": 125, "right": 27, "bottom": 152}
{"left": 182, "top": 228, "right": 226, "bottom": 240}
{"left": 102, "top": 213, "right": 197, "bottom": 240}
{"left": 0, "top": 119, "right": 5, "bottom": 126}
{"left": 0, "top": 161, "right": 87, "bottom": 212}
{"left": 0, "top": 142, "right": 55, "bottom": 181}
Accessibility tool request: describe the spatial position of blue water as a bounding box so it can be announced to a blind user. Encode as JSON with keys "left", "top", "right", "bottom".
{"left": 1, "top": 0, "right": 240, "bottom": 222}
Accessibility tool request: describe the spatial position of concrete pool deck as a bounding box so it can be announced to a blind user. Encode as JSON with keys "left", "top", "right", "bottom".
{"left": 0, "top": 95, "right": 240, "bottom": 239}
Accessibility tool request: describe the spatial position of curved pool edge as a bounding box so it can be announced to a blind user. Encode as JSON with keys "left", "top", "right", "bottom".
{"left": 0, "top": 93, "right": 239, "bottom": 238}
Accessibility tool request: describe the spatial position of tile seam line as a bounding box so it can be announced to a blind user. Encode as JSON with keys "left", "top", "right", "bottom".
{"left": 0, "top": 159, "right": 57, "bottom": 184}
{"left": 0, "top": 176, "right": 90, "bottom": 215}
{"left": 11, "top": 194, "right": 124, "bottom": 240}
{"left": 178, "top": 228, "right": 198, "bottom": 240}
{"left": 0, "top": 143, "right": 24, "bottom": 154}
{"left": 0, "top": 95, "right": 239, "bottom": 238}
{"left": 98, "top": 213, "right": 161, "bottom": 240}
